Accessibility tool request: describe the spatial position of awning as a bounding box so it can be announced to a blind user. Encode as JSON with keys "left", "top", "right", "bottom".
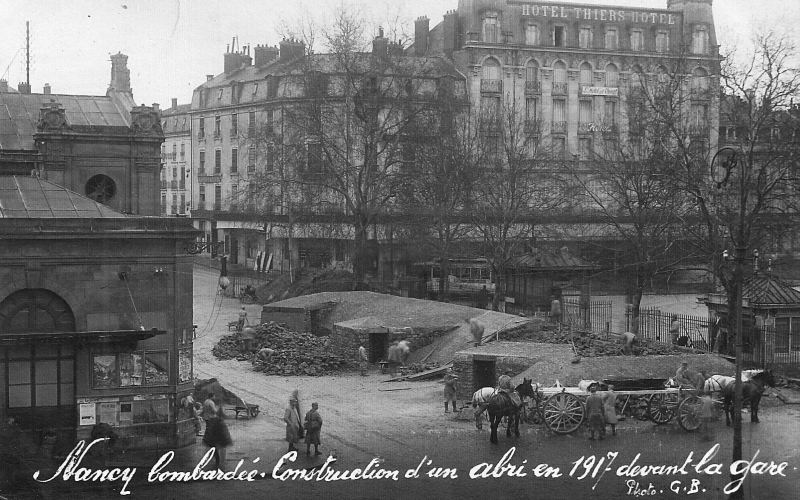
{"left": 0, "top": 328, "right": 166, "bottom": 344}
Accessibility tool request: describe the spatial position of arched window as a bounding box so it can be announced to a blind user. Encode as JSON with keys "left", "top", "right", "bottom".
{"left": 580, "top": 62, "right": 593, "bottom": 85}
{"left": 630, "top": 65, "right": 644, "bottom": 89}
{"left": 692, "top": 67, "right": 709, "bottom": 92}
{"left": 483, "top": 12, "right": 499, "bottom": 43}
{"left": 526, "top": 61, "right": 539, "bottom": 82}
{"left": 482, "top": 57, "right": 501, "bottom": 80}
{"left": 692, "top": 25, "right": 709, "bottom": 54}
{"left": 553, "top": 61, "right": 567, "bottom": 83}
{"left": 605, "top": 64, "right": 619, "bottom": 87}
{"left": 525, "top": 23, "right": 539, "bottom": 45}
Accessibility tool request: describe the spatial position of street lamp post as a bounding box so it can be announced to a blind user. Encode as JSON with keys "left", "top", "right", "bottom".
{"left": 711, "top": 146, "right": 745, "bottom": 500}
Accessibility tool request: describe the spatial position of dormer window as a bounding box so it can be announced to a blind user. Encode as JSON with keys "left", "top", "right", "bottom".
{"left": 483, "top": 12, "right": 499, "bottom": 43}
{"left": 692, "top": 25, "right": 709, "bottom": 54}
{"left": 525, "top": 23, "right": 539, "bottom": 45}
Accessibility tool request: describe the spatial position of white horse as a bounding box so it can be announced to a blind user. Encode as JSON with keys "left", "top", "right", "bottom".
{"left": 703, "top": 370, "right": 757, "bottom": 393}
{"left": 471, "top": 382, "right": 539, "bottom": 429}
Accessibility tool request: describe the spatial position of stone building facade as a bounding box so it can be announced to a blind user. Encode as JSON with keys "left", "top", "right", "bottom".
{"left": 160, "top": 99, "right": 192, "bottom": 216}
{"left": 414, "top": 0, "right": 720, "bottom": 184}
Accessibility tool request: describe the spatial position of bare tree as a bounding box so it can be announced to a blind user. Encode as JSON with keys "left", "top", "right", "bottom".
{"left": 472, "top": 98, "right": 560, "bottom": 309}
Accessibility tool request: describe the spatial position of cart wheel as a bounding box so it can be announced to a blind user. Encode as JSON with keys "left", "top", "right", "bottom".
{"left": 630, "top": 397, "right": 650, "bottom": 421}
{"left": 542, "top": 392, "right": 585, "bottom": 434}
{"left": 677, "top": 396, "right": 702, "bottom": 432}
{"left": 647, "top": 393, "right": 677, "bottom": 424}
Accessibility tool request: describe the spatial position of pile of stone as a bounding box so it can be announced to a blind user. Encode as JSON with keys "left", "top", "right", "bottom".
{"left": 212, "top": 322, "right": 357, "bottom": 376}
{"left": 503, "top": 323, "right": 689, "bottom": 357}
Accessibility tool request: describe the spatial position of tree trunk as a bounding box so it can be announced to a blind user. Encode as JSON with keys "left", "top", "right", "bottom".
{"left": 439, "top": 257, "right": 450, "bottom": 302}
{"left": 353, "top": 221, "right": 369, "bottom": 286}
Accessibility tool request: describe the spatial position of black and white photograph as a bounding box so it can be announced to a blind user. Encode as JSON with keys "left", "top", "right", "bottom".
{"left": 1, "top": 0, "right": 799, "bottom": 498}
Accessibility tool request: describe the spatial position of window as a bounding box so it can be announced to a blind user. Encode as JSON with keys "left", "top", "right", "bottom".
{"left": 579, "top": 100, "right": 593, "bottom": 125}
{"left": 217, "top": 89, "right": 223, "bottom": 100}
{"left": 253, "top": 83, "right": 259, "bottom": 95}
{"left": 525, "top": 98, "right": 537, "bottom": 122}
{"left": 231, "top": 148, "right": 238, "bottom": 173}
{"left": 775, "top": 317, "right": 800, "bottom": 353}
{"left": 199, "top": 118, "right": 205, "bottom": 138}
{"left": 199, "top": 151, "right": 206, "bottom": 173}
{"left": 307, "top": 142, "right": 323, "bottom": 173}
{"left": 553, "top": 61, "right": 567, "bottom": 84}
{"left": 692, "top": 25, "right": 709, "bottom": 55}
{"left": 579, "top": 137, "right": 592, "bottom": 160}
{"left": 525, "top": 24, "right": 539, "bottom": 45}
{"left": 171, "top": 144, "right": 177, "bottom": 161}
{"left": 248, "top": 146, "right": 256, "bottom": 168}
{"left": 553, "top": 136, "right": 566, "bottom": 157}
{"left": 248, "top": 111, "right": 256, "bottom": 136}
{"left": 630, "top": 65, "right": 643, "bottom": 89}
{"left": 579, "top": 27, "right": 593, "bottom": 49}
{"left": 266, "top": 144, "right": 275, "bottom": 172}
{"left": 553, "top": 26, "right": 566, "bottom": 47}
{"left": 179, "top": 167, "right": 185, "bottom": 188}
{"left": 580, "top": 62, "right": 593, "bottom": 85}
{"left": 231, "top": 114, "right": 238, "bottom": 135}
{"left": 199, "top": 185, "right": 205, "bottom": 204}
{"left": 482, "top": 58, "right": 501, "bottom": 80}
{"left": 480, "top": 95, "right": 501, "bottom": 125}
{"left": 552, "top": 99, "right": 566, "bottom": 125}
{"left": 180, "top": 193, "right": 185, "bottom": 214}
{"left": 605, "top": 28, "right": 618, "bottom": 50}
{"left": 180, "top": 143, "right": 185, "bottom": 160}
{"left": 483, "top": 12, "right": 499, "bottom": 43}
{"left": 525, "top": 61, "right": 539, "bottom": 82}
{"left": 84, "top": 175, "right": 116, "bottom": 204}
{"left": 267, "top": 109, "right": 274, "bottom": 130}
{"left": 631, "top": 30, "right": 644, "bottom": 51}
{"left": 692, "top": 67, "right": 709, "bottom": 93}
{"left": 214, "top": 115, "right": 221, "bottom": 137}
{"left": 605, "top": 64, "right": 619, "bottom": 87}
{"left": 604, "top": 100, "right": 617, "bottom": 125}
{"left": 214, "top": 185, "right": 221, "bottom": 210}
{"left": 214, "top": 149, "right": 221, "bottom": 174}
{"left": 656, "top": 31, "right": 669, "bottom": 53}
{"left": 690, "top": 103, "right": 708, "bottom": 128}
{"left": 161, "top": 192, "right": 166, "bottom": 212}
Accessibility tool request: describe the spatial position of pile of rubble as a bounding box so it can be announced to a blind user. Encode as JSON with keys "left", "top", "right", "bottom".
{"left": 503, "top": 323, "right": 690, "bottom": 357}
{"left": 212, "top": 322, "right": 357, "bottom": 376}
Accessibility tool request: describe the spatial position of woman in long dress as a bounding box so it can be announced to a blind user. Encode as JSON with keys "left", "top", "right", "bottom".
{"left": 202, "top": 393, "right": 232, "bottom": 470}
{"left": 284, "top": 398, "right": 302, "bottom": 452}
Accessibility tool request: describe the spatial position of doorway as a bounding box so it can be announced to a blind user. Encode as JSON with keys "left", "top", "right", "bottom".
{"left": 369, "top": 332, "right": 388, "bottom": 363}
{"left": 473, "top": 360, "right": 496, "bottom": 391}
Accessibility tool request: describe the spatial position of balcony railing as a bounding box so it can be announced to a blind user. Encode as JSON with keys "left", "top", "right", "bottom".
{"left": 170, "top": 205, "right": 178, "bottom": 213}
{"left": 602, "top": 123, "right": 619, "bottom": 137}
{"left": 552, "top": 82, "right": 568, "bottom": 95}
{"left": 551, "top": 121, "right": 567, "bottom": 134}
{"left": 213, "top": 203, "right": 222, "bottom": 211}
{"left": 480, "top": 79, "right": 503, "bottom": 94}
{"left": 198, "top": 174, "right": 222, "bottom": 183}
{"left": 524, "top": 80, "right": 541, "bottom": 94}
{"left": 578, "top": 122, "right": 593, "bottom": 135}
{"left": 524, "top": 120, "right": 540, "bottom": 135}
{"left": 170, "top": 180, "right": 178, "bottom": 189}
{"left": 689, "top": 123, "right": 709, "bottom": 137}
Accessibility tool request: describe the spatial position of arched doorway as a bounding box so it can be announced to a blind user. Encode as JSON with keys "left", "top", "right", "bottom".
{"left": 0, "top": 289, "right": 76, "bottom": 434}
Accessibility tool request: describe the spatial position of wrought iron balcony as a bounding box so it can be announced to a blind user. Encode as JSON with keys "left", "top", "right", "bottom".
{"left": 524, "top": 80, "right": 541, "bottom": 94}
{"left": 551, "top": 121, "right": 567, "bottom": 134}
{"left": 480, "top": 79, "right": 503, "bottom": 94}
{"left": 552, "top": 82, "right": 568, "bottom": 95}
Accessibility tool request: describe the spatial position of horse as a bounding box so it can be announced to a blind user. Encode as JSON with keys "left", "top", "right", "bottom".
{"left": 721, "top": 370, "right": 776, "bottom": 426}
{"left": 473, "top": 378, "right": 537, "bottom": 444}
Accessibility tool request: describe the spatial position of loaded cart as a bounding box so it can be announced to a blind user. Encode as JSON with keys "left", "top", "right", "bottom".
{"left": 194, "top": 378, "right": 260, "bottom": 419}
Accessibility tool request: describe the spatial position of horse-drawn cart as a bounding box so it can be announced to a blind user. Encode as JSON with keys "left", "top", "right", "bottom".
{"left": 530, "top": 384, "right": 700, "bottom": 434}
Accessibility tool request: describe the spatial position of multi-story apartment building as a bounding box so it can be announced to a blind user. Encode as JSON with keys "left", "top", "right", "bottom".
{"left": 189, "top": 37, "right": 466, "bottom": 274}
{"left": 160, "top": 99, "right": 191, "bottom": 216}
{"left": 413, "top": 0, "right": 720, "bottom": 207}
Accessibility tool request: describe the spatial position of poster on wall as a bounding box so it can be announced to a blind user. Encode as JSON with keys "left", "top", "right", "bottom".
{"left": 178, "top": 348, "right": 192, "bottom": 383}
{"left": 119, "top": 353, "right": 143, "bottom": 386}
{"left": 78, "top": 403, "right": 96, "bottom": 426}
{"left": 144, "top": 351, "right": 169, "bottom": 385}
{"left": 97, "top": 402, "right": 118, "bottom": 425}
{"left": 92, "top": 355, "right": 117, "bottom": 388}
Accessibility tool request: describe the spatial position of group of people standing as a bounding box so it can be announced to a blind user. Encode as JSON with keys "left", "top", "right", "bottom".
{"left": 283, "top": 390, "right": 324, "bottom": 456}
{"left": 584, "top": 383, "right": 619, "bottom": 440}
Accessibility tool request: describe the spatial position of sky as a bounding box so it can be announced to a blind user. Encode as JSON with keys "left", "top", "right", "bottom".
{"left": 0, "top": 0, "right": 798, "bottom": 107}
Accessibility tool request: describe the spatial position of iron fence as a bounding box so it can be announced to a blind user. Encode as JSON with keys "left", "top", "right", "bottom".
{"left": 563, "top": 298, "right": 613, "bottom": 335}
{"left": 626, "top": 307, "right": 712, "bottom": 351}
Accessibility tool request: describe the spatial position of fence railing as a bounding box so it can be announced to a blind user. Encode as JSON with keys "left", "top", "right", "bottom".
{"left": 563, "top": 298, "right": 613, "bottom": 335}
{"left": 626, "top": 307, "right": 712, "bottom": 351}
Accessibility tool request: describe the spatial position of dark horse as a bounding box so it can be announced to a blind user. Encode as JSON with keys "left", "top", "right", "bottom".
{"left": 722, "top": 370, "right": 776, "bottom": 426}
{"left": 485, "top": 378, "right": 536, "bottom": 444}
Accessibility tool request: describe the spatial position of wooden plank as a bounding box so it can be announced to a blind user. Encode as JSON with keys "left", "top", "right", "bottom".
{"left": 383, "top": 363, "right": 453, "bottom": 382}
{"left": 537, "top": 387, "right": 682, "bottom": 396}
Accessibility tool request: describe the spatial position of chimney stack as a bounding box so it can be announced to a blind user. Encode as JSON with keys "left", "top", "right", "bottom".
{"left": 18, "top": 82, "right": 31, "bottom": 94}
{"left": 206, "top": 74, "right": 214, "bottom": 82}
{"left": 279, "top": 39, "right": 305, "bottom": 62}
{"left": 171, "top": 97, "right": 178, "bottom": 109}
{"left": 43, "top": 83, "right": 51, "bottom": 94}
{"left": 415, "top": 16, "right": 430, "bottom": 56}
{"left": 254, "top": 45, "right": 280, "bottom": 67}
{"left": 0, "top": 79, "right": 8, "bottom": 92}
{"left": 152, "top": 103, "right": 160, "bottom": 112}
{"left": 372, "top": 27, "right": 388, "bottom": 56}
{"left": 109, "top": 52, "right": 132, "bottom": 93}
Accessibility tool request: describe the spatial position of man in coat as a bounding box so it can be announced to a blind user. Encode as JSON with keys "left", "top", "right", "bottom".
{"left": 283, "top": 397, "right": 302, "bottom": 452}
{"left": 358, "top": 345, "right": 369, "bottom": 376}
{"left": 585, "top": 383, "right": 606, "bottom": 440}
{"left": 443, "top": 368, "right": 459, "bottom": 413}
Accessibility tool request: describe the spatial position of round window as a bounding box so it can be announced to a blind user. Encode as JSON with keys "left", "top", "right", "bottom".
{"left": 85, "top": 174, "right": 116, "bottom": 204}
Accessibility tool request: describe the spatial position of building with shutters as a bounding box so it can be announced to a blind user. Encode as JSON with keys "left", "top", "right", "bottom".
{"left": 160, "top": 99, "right": 192, "bottom": 216}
